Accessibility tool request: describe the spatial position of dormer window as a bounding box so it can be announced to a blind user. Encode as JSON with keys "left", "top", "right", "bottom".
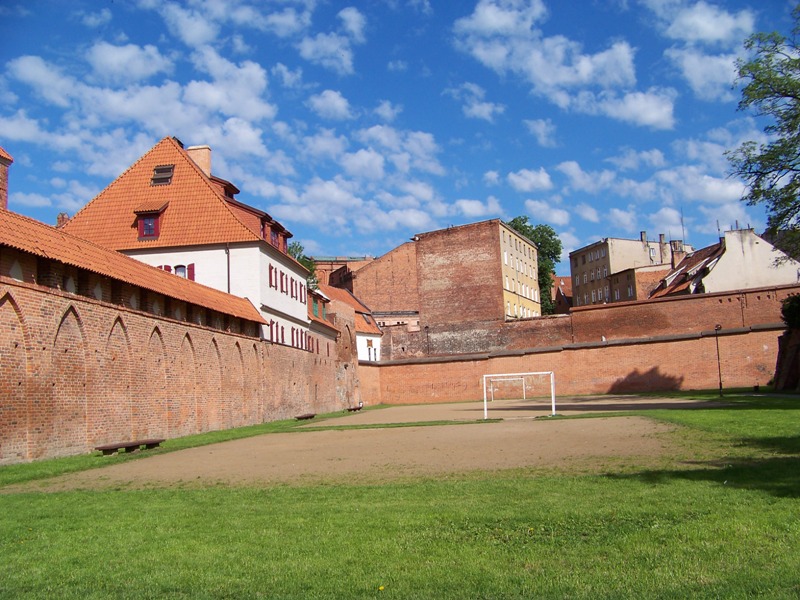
{"left": 134, "top": 201, "right": 168, "bottom": 240}
{"left": 151, "top": 164, "right": 174, "bottom": 186}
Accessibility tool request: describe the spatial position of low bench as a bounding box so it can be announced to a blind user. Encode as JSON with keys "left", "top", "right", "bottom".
{"left": 295, "top": 413, "right": 316, "bottom": 421}
{"left": 346, "top": 406, "right": 363, "bottom": 412}
{"left": 95, "top": 438, "right": 165, "bottom": 456}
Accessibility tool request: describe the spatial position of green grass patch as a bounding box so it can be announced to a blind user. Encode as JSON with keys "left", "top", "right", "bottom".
{"left": 2, "top": 394, "right": 800, "bottom": 598}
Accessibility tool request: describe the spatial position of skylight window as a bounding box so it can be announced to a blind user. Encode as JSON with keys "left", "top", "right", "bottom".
{"left": 151, "top": 164, "right": 174, "bottom": 186}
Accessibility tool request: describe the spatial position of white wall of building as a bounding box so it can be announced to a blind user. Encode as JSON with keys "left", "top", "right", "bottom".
{"left": 356, "top": 333, "right": 382, "bottom": 362}
{"left": 703, "top": 230, "right": 800, "bottom": 293}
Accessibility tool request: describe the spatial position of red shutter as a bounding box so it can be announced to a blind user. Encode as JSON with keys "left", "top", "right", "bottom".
{"left": 187, "top": 263, "right": 195, "bottom": 281}
{"left": 163, "top": 265, "right": 172, "bottom": 273}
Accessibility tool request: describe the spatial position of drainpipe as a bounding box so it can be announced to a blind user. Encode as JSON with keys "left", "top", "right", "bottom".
{"left": 225, "top": 243, "right": 231, "bottom": 293}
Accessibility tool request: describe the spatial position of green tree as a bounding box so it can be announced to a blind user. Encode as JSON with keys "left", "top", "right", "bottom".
{"left": 727, "top": 6, "right": 800, "bottom": 259}
{"left": 507, "top": 216, "right": 563, "bottom": 315}
{"left": 287, "top": 241, "right": 319, "bottom": 290}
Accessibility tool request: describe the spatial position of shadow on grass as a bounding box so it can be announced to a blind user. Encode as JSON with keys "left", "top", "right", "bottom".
{"left": 608, "top": 435, "right": 800, "bottom": 499}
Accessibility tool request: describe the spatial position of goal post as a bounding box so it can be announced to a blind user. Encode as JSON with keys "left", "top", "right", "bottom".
{"left": 482, "top": 371, "right": 556, "bottom": 419}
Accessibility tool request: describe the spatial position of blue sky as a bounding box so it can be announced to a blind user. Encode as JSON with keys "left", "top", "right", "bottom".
{"left": 0, "top": 0, "right": 794, "bottom": 269}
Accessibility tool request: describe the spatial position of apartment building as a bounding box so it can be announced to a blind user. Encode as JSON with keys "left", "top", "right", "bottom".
{"left": 570, "top": 232, "right": 687, "bottom": 306}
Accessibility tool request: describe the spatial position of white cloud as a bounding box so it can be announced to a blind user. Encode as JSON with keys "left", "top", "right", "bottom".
{"left": 338, "top": 7, "right": 366, "bottom": 43}
{"left": 86, "top": 42, "right": 172, "bottom": 83}
{"left": 575, "top": 202, "right": 599, "bottom": 223}
{"left": 271, "top": 63, "right": 304, "bottom": 88}
{"left": 388, "top": 60, "right": 408, "bottom": 72}
{"left": 446, "top": 82, "right": 505, "bottom": 123}
{"left": 160, "top": 2, "right": 219, "bottom": 47}
{"left": 606, "top": 148, "right": 666, "bottom": 171}
{"left": 358, "top": 125, "right": 445, "bottom": 175}
{"left": 523, "top": 118, "right": 556, "bottom": 147}
{"left": 507, "top": 167, "right": 553, "bottom": 192}
{"left": 10, "top": 191, "right": 51, "bottom": 208}
{"left": 261, "top": 6, "right": 313, "bottom": 38}
{"left": 483, "top": 170, "right": 500, "bottom": 185}
{"left": 342, "top": 148, "right": 386, "bottom": 179}
{"left": 524, "top": 199, "right": 570, "bottom": 226}
{"left": 655, "top": 165, "right": 746, "bottom": 204}
{"left": 453, "top": 0, "right": 548, "bottom": 37}
{"left": 556, "top": 161, "right": 615, "bottom": 194}
{"left": 697, "top": 202, "right": 761, "bottom": 236}
{"left": 303, "top": 128, "right": 348, "bottom": 160}
{"left": 7, "top": 55, "right": 75, "bottom": 107}
{"left": 374, "top": 100, "right": 403, "bottom": 122}
{"left": 665, "top": 48, "right": 737, "bottom": 101}
{"left": 648, "top": 206, "right": 685, "bottom": 238}
{"left": 453, "top": 195, "right": 502, "bottom": 218}
{"left": 81, "top": 8, "right": 112, "bottom": 28}
{"left": 609, "top": 207, "right": 637, "bottom": 231}
{"left": 306, "top": 89, "right": 354, "bottom": 120}
{"left": 573, "top": 88, "right": 677, "bottom": 130}
{"left": 298, "top": 33, "right": 355, "bottom": 74}
{"left": 185, "top": 47, "right": 277, "bottom": 121}
{"left": 663, "top": 2, "right": 755, "bottom": 47}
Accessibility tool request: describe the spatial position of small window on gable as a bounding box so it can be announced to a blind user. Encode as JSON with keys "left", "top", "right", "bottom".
{"left": 134, "top": 201, "right": 168, "bottom": 240}
{"left": 175, "top": 265, "right": 187, "bottom": 278}
{"left": 151, "top": 164, "right": 175, "bottom": 186}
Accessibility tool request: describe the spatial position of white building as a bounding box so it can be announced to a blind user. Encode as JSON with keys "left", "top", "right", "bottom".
{"left": 61, "top": 137, "right": 321, "bottom": 350}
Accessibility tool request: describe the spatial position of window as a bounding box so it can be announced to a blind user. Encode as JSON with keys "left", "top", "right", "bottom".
{"left": 627, "top": 285, "right": 634, "bottom": 297}
{"left": 575, "top": 275, "right": 579, "bottom": 286}
{"left": 614, "top": 289, "right": 620, "bottom": 300}
{"left": 174, "top": 265, "right": 186, "bottom": 278}
{"left": 590, "top": 271, "right": 594, "bottom": 281}
{"left": 138, "top": 216, "right": 159, "bottom": 238}
{"left": 150, "top": 164, "right": 174, "bottom": 186}
{"left": 603, "top": 266, "right": 608, "bottom": 278}
{"left": 583, "top": 273, "right": 587, "bottom": 284}
{"left": 591, "top": 290, "right": 596, "bottom": 302}
{"left": 312, "top": 298, "right": 319, "bottom": 317}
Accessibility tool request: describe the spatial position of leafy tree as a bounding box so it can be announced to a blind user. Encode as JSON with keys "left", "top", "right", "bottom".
{"left": 507, "top": 216, "right": 563, "bottom": 315}
{"left": 781, "top": 294, "right": 800, "bottom": 329}
{"left": 287, "top": 241, "right": 319, "bottom": 289}
{"left": 727, "top": 7, "right": 800, "bottom": 259}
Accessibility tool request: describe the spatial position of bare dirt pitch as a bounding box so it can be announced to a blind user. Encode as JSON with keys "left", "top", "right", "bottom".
{"left": 25, "top": 396, "right": 715, "bottom": 491}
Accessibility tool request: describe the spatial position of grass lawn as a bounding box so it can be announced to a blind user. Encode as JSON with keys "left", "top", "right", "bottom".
{"left": 1, "top": 394, "right": 799, "bottom": 599}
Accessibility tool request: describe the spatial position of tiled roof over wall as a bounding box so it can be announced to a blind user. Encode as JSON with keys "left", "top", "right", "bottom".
{"left": 1, "top": 209, "right": 266, "bottom": 324}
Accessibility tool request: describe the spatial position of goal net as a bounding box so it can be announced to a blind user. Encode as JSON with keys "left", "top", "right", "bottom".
{"left": 482, "top": 371, "right": 556, "bottom": 419}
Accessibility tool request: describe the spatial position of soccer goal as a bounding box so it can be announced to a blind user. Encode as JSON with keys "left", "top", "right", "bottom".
{"left": 482, "top": 371, "right": 556, "bottom": 419}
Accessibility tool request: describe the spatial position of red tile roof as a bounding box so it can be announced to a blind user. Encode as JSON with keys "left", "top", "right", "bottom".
{"left": 62, "top": 137, "right": 267, "bottom": 250}
{"left": 0, "top": 146, "right": 12, "bottom": 164}
{"left": 318, "top": 283, "right": 382, "bottom": 335}
{"left": 649, "top": 241, "right": 724, "bottom": 298}
{"left": 1, "top": 209, "right": 266, "bottom": 324}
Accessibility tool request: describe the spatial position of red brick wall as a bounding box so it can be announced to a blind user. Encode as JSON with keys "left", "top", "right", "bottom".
{"left": 417, "top": 221, "right": 503, "bottom": 326}
{"left": 350, "top": 242, "right": 419, "bottom": 313}
{"left": 0, "top": 276, "right": 358, "bottom": 464}
{"left": 360, "top": 285, "right": 796, "bottom": 405}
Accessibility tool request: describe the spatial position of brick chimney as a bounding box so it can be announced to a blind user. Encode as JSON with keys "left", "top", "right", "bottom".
{"left": 670, "top": 240, "right": 686, "bottom": 268}
{"left": 0, "top": 146, "right": 13, "bottom": 211}
{"left": 56, "top": 212, "right": 70, "bottom": 228}
{"left": 186, "top": 145, "right": 212, "bottom": 177}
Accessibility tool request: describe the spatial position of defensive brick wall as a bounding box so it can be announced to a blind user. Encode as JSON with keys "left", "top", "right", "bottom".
{"left": 360, "top": 285, "right": 797, "bottom": 404}
{"left": 0, "top": 276, "right": 357, "bottom": 465}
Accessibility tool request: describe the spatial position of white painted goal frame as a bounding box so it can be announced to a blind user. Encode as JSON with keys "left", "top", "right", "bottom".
{"left": 482, "top": 371, "right": 556, "bottom": 419}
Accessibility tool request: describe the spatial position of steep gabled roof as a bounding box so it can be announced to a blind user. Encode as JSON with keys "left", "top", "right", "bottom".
{"left": 0, "top": 146, "right": 13, "bottom": 164}
{"left": 1, "top": 209, "right": 266, "bottom": 324}
{"left": 318, "top": 283, "right": 382, "bottom": 335}
{"left": 649, "top": 240, "right": 724, "bottom": 299}
{"left": 62, "top": 137, "right": 265, "bottom": 250}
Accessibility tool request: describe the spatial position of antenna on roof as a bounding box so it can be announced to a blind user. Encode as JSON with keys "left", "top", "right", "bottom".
{"left": 680, "top": 207, "right": 686, "bottom": 242}
{"left": 716, "top": 219, "right": 721, "bottom": 237}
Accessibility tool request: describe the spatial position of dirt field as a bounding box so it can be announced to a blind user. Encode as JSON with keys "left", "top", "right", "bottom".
{"left": 16, "top": 396, "right": 714, "bottom": 491}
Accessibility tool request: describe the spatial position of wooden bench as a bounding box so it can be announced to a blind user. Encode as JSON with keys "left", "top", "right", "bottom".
{"left": 295, "top": 413, "right": 316, "bottom": 421}
{"left": 346, "top": 406, "right": 363, "bottom": 412}
{"left": 95, "top": 438, "right": 165, "bottom": 456}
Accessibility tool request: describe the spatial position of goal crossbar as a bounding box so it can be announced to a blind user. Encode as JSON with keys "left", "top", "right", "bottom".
{"left": 482, "top": 371, "right": 556, "bottom": 419}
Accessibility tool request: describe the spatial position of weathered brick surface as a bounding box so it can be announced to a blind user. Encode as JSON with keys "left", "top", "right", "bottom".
{"left": 360, "top": 285, "right": 797, "bottom": 405}
{"left": 417, "top": 222, "right": 504, "bottom": 326}
{"left": 349, "top": 242, "right": 419, "bottom": 313}
{"left": 0, "top": 276, "right": 358, "bottom": 464}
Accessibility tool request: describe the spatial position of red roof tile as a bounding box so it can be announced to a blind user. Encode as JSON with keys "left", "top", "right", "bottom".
{"left": 1, "top": 209, "right": 266, "bottom": 324}
{"left": 318, "top": 283, "right": 382, "bottom": 335}
{"left": 649, "top": 241, "right": 724, "bottom": 298}
{"left": 62, "top": 137, "right": 263, "bottom": 250}
{"left": 0, "top": 146, "right": 12, "bottom": 164}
